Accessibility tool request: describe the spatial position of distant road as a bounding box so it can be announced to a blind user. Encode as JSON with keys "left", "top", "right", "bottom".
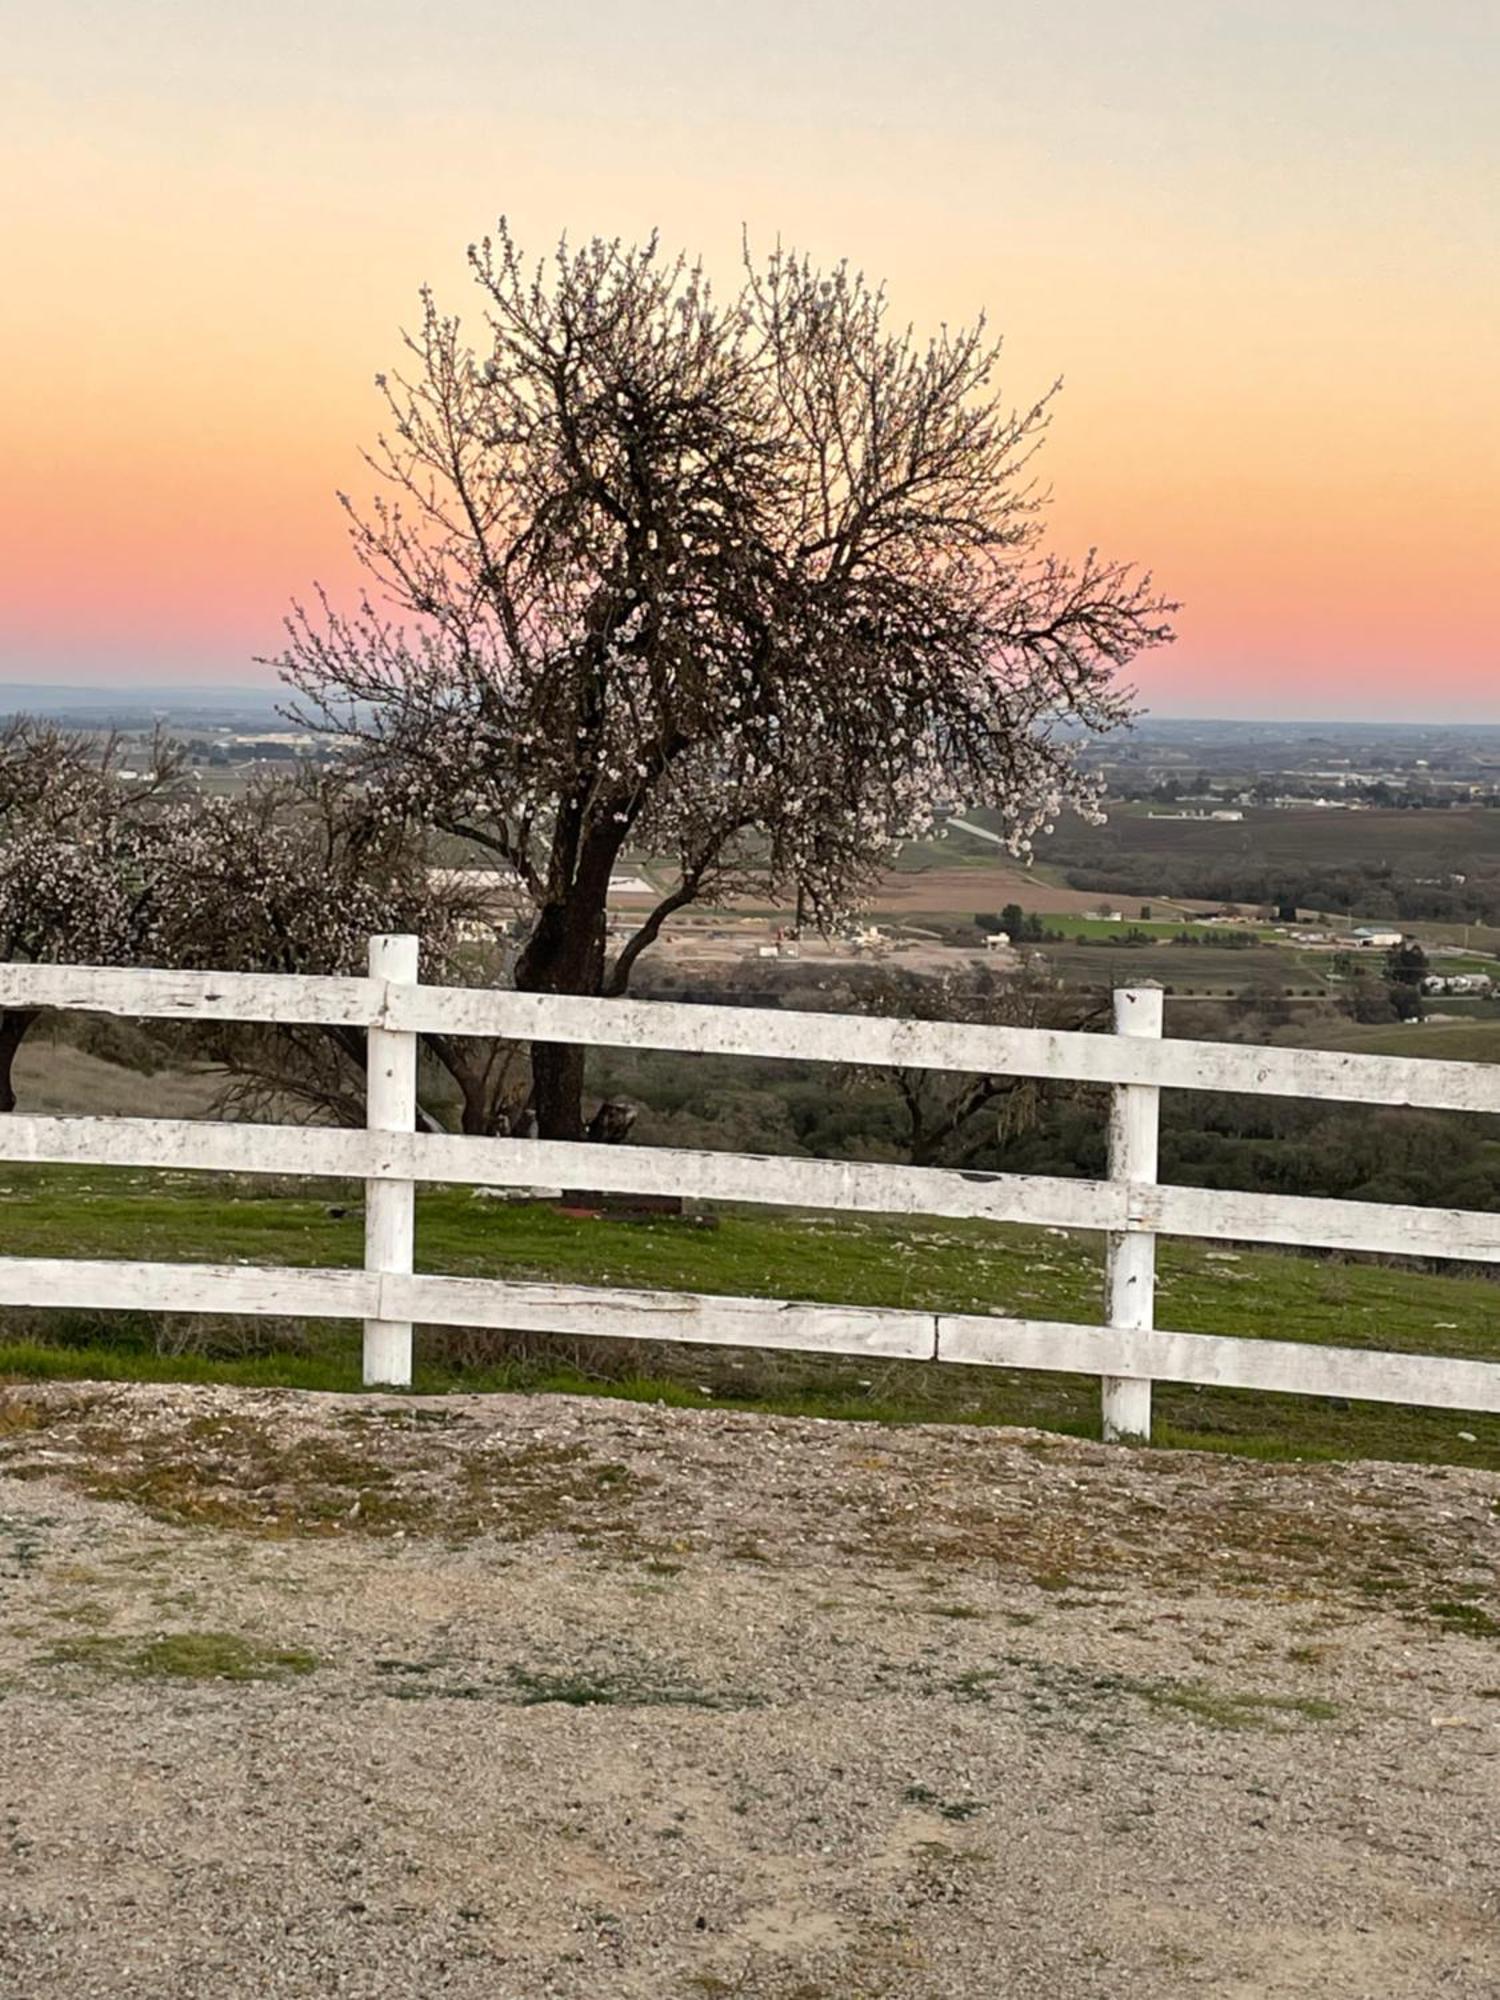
{"left": 944, "top": 815, "right": 1010, "bottom": 848}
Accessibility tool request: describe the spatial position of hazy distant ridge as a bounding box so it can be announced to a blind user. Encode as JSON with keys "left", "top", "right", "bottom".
{"left": 0, "top": 684, "right": 286, "bottom": 726}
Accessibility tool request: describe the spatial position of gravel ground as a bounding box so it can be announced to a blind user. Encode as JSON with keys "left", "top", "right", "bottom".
{"left": 1, "top": 1382, "right": 1498, "bottom": 1999}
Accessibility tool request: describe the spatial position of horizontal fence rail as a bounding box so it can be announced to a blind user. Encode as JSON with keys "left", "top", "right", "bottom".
{"left": 10, "top": 957, "right": 1500, "bottom": 1114}
{"left": 3, "top": 1259, "right": 1495, "bottom": 1417}
{"left": 9, "top": 1115, "right": 1500, "bottom": 1266}
{"left": 4, "top": 938, "right": 1500, "bottom": 1439}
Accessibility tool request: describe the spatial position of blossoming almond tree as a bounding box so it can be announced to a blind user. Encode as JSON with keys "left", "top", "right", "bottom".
{"left": 281, "top": 227, "right": 1175, "bottom": 1141}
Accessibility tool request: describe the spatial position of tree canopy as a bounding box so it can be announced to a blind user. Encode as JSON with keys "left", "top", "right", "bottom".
{"left": 274, "top": 227, "right": 1173, "bottom": 1134}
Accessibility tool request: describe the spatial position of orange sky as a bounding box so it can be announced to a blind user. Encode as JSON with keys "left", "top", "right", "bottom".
{"left": 2, "top": 2, "right": 1495, "bottom": 717}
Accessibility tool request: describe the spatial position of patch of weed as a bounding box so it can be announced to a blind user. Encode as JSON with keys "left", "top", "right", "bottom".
{"left": 6, "top": 1408, "right": 652, "bottom": 1547}
{"left": 45, "top": 1630, "right": 320, "bottom": 1682}
{"left": 1428, "top": 1600, "right": 1500, "bottom": 1638}
{"left": 1133, "top": 1681, "right": 1340, "bottom": 1730}
{"left": 944, "top": 1656, "right": 1339, "bottom": 1731}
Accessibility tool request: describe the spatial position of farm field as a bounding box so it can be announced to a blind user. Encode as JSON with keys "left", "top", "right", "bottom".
{"left": 873, "top": 860, "right": 1119, "bottom": 918}
{"left": 1281, "top": 1016, "right": 1500, "bottom": 1063}
{"left": 1028, "top": 938, "right": 1329, "bottom": 993}
{"left": 4, "top": 1164, "right": 1498, "bottom": 1470}
{"left": 1027, "top": 915, "right": 1259, "bottom": 940}
{"left": 1052, "top": 803, "right": 1500, "bottom": 869}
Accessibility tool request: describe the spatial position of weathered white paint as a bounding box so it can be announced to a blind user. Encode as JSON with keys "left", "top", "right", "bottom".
{"left": 0, "top": 962, "right": 380, "bottom": 1028}
{"left": 2, "top": 1114, "right": 375, "bottom": 1179}
{"left": 7, "top": 943, "right": 1500, "bottom": 1435}
{"left": 0, "top": 1114, "right": 1122, "bottom": 1230}
{"left": 936, "top": 1311, "right": 1500, "bottom": 1415}
{"left": 1103, "top": 986, "right": 1161, "bottom": 1442}
{"left": 1147, "top": 1182, "right": 1500, "bottom": 1264}
{"left": 0, "top": 1256, "right": 376, "bottom": 1320}
{"left": 2, "top": 1255, "right": 1496, "bottom": 1415}
{"left": 7, "top": 1114, "right": 1500, "bottom": 1265}
{"left": 386, "top": 1274, "right": 936, "bottom": 1360}
{"left": 390, "top": 982, "right": 1500, "bottom": 1115}
{"left": 10, "top": 953, "right": 1500, "bottom": 1114}
{"left": 363, "top": 934, "right": 418, "bottom": 1387}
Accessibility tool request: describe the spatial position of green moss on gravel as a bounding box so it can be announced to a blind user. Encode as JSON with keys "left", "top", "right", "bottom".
{"left": 44, "top": 1630, "right": 320, "bottom": 1682}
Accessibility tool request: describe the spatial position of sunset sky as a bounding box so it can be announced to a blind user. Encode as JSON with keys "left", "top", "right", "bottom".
{"left": 2, "top": 2, "right": 1494, "bottom": 719}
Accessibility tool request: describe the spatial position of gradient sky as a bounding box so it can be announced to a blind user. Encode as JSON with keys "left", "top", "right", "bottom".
{"left": 2, "top": 1, "right": 1495, "bottom": 718}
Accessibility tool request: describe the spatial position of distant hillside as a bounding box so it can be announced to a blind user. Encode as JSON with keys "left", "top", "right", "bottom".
{"left": 0, "top": 683, "right": 285, "bottom": 727}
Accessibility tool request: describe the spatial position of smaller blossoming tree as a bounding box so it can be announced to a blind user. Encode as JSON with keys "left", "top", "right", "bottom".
{"left": 149, "top": 771, "right": 527, "bottom": 1134}
{"left": 0, "top": 728, "right": 521, "bottom": 1130}
{"left": 0, "top": 720, "right": 185, "bottom": 1113}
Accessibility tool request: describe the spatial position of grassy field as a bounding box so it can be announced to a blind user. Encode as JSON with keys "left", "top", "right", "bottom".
{"left": 1035, "top": 938, "right": 1327, "bottom": 994}
{"left": 1032, "top": 915, "right": 1264, "bottom": 941}
{"left": 1068, "top": 803, "right": 1500, "bottom": 868}
{"left": 12, "top": 1036, "right": 224, "bottom": 1118}
{"left": 1283, "top": 1015, "right": 1500, "bottom": 1061}
{"left": 3, "top": 1163, "right": 1497, "bottom": 1471}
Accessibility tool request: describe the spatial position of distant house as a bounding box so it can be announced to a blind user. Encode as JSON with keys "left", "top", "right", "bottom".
{"left": 1145, "top": 807, "right": 1243, "bottom": 822}
{"left": 1422, "top": 973, "right": 1494, "bottom": 997}
{"left": 1348, "top": 927, "right": 1404, "bottom": 949}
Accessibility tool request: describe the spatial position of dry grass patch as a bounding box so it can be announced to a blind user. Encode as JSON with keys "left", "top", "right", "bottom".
{"left": 0, "top": 1390, "right": 653, "bottom": 1545}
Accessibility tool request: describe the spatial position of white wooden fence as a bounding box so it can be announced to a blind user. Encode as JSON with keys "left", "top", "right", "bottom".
{"left": 4, "top": 936, "right": 1500, "bottom": 1441}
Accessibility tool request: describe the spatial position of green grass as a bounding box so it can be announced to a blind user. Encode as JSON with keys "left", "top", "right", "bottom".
{"left": 3, "top": 1164, "right": 1498, "bottom": 1469}
{"left": 1130, "top": 1681, "right": 1340, "bottom": 1730}
{"left": 1037, "top": 915, "right": 1269, "bottom": 943}
{"left": 1037, "top": 938, "right": 1305, "bottom": 993}
{"left": 1421, "top": 954, "right": 1500, "bottom": 976}
{"left": 1284, "top": 1017, "right": 1500, "bottom": 1062}
{"left": 1426, "top": 1599, "right": 1500, "bottom": 1638}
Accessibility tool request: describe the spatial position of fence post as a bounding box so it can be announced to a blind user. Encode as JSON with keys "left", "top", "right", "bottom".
{"left": 1103, "top": 983, "right": 1163, "bottom": 1443}
{"left": 363, "top": 933, "right": 419, "bottom": 1387}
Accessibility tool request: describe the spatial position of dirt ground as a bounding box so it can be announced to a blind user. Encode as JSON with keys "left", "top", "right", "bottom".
{"left": 2, "top": 1383, "right": 1497, "bottom": 1999}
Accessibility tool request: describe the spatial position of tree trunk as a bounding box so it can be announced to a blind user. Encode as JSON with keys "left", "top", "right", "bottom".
{"left": 530, "top": 1039, "right": 589, "bottom": 1144}
{"left": 0, "top": 1009, "right": 39, "bottom": 1115}
{"left": 513, "top": 833, "right": 619, "bottom": 1142}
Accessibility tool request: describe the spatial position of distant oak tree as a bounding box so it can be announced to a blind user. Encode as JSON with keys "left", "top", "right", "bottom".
{"left": 838, "top": 964, "right": 1107, "bottom": 1169}
{"left": 281, "top": 225, "right": 1175, "bottom": 1139}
